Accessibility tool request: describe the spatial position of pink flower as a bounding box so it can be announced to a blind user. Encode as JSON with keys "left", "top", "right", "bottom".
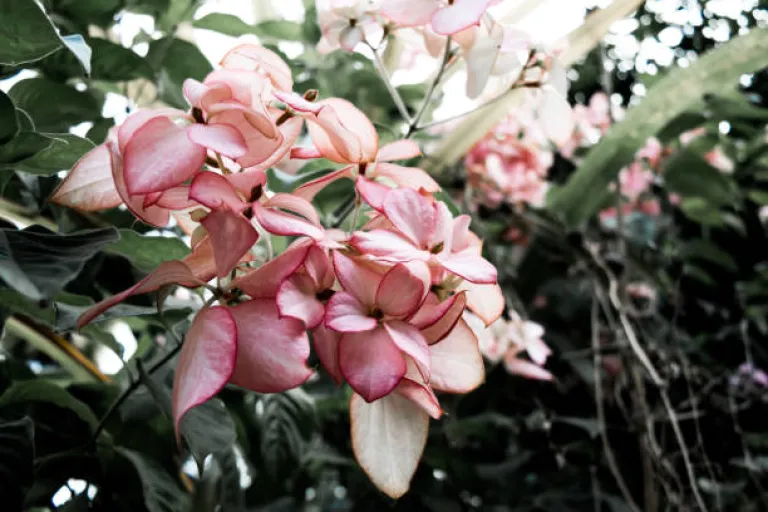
{"left": 380, "top": 0, "right": 493, "bottom": 36}
{"left": 316, "top": 0, "right": 382, "bottom": 53}
{"left": 324, "top": 252, "right": 432, "bottom": 401}
{"left": 351, "top": 188, "right": 498, "bottom": 284}
{"left": 618, "top": 161, "right": 654, "bottom": 202}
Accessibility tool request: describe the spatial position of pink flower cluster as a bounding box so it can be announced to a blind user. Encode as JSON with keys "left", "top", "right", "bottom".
{"left": 315, "top": 0, "right": 536, "bottom": 99}
{"left": 465, "top": 310, "right": 553, "bottom": 381}
{"left": 464, "top": 106, "right": 554, "bottom": 208}
{"left": 53, "top": 44, "right": 504, "bottom": 499}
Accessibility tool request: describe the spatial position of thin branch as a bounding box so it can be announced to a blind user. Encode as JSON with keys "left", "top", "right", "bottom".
{"left": 407, "top": 36, "right": 452, "bottom": 138}
{"left": 368, "top": 42, "right": 412, "bottom": 124}
{"left": 591, "top": 297, "right": 641, "bottom": 512}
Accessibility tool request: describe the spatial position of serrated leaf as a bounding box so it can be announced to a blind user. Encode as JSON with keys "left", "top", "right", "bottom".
{"left": 0, "top": 416, "right": 35, "bottom": 511}
{"left": 0, "top": 226, "right": 119, "bottom": 300}
{"left": 106, "top": 231, "right": 191, "bottom": 273}
{"left": 550, "top": 28, "right": 768, "bottom": 227}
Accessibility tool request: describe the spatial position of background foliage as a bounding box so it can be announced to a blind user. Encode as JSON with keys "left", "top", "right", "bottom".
{"left": 1, "top": 0, "right": 768, "bottom": 511}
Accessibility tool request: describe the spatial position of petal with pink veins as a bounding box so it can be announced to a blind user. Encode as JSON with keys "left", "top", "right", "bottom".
{"left": 251, "top": 202, "right": 325, "bottom": 240}
{"left": 411, "top": 291, "right": 467, "bottom": 335}
{"left": 189, "top": 172, "right": 248, "bottom": 212}
{"left": 292, "top": 166, "right": 357, "bottom": 202}
{"left": 431, "top": 0, "right": 492, "bottom": 35}
{"left": 504, "top": 356, "right": 553, "bottom": 381}
{"left": 263, "top": 193, "right": 321, "bottom": 227}
{"left": 240, "top": 116, "right": 303, "bottom": 174}
{"left": 117, "top": 108, "right": 188, "bottom": 153}
{"left": 383, "top": 188, "right": 435, "bottom": 247}
{"left": 183, "top": 79, "right": 232, "bottom": 110}
{"left": 350, "top": 392, "right": 429, "bottom": 499}
{"left": 457, "top": 281, "right": 504, "bottom": 326}
{"left": 172, "top": 306, "right": 237, "bottom": 440}
{"left": 186, "top": 123, "right": 247, "bottom": 159}
{"left": 200, "top": 210, "right": 259, "bottom": 278}
{"left": 291, "top": 146, "right": 323, "bottom": 159}
{"left": 383, "top": 320, "right": 430, "bottom": 381}
{"left": 154, "top": 186, "right": 196, "bottom": 210}
{"left": 376, "top": 263, "right": 429, "bottom": 318}
{"left": 229, "top": 299, "right": 313, "bottom": 392}
{"left": 50, "top": 144, "right": 122, "bottom": 211}
{"left": 78, "top": 260, "right": 202, "bottom": 328}
{"left": 379, "top": 0, "right": 440, "bottom": 26}
{"left": 355, "top": 176, "right": 391, "bottom": 212}
{"left": 277, "top": 274, "right": 325, "bottom": 328}
{"left": 220, "top": 44, "right": 294, "bottom": 92}
{"left": 123, "top": 117, "right": 206, "bottom": 195}
{"left": 395, "top": 378, "right": 442, "bottom": 419}
{"left": 332, "top": 251, "right": 382, "bottom": 308}
{"left": 373, "top": 163, "right": 440, "bottom": 193}
{"left": 232, "top": 240, "right": 312, "bottom": 298}
{"left": 108, "top": 141, "right": 170, "bottom": 227}
{"left": 350, "top": 230, "right": 427, "bottom": 262}
{"left": 437, "top": 250, "right": 497, "bottom": 284}
{"left": 377, "top": 140, "right": 421, "bottom": 162}
{"left": 310, "top": 99, "right": 378, "bottom": 163}
{"left": 340, "top": 327, "right": 406, "bottom": 401}
{"left": 429, "top": 318, "right": 485, "bottom": 393}
{"left": 325, "top": 292, "right": 377, "bottom": 333}
{"left": 208, "top": 110, "right": 283, "bottom": 168}
{"left": 312, "top": 324, "right": 343, "bottom": 384}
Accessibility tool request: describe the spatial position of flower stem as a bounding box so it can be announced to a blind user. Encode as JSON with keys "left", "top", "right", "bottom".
{"left": 368, "top": 42, "right": 412, "bottom": 124}
{"left": 407, "top": 36, "right": 452, "bottom": 138}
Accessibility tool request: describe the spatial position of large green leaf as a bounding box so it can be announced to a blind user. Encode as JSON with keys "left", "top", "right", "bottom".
{"left": 106, "top": 230, "right": 190, "bottom": 273}
{"left": 663, "top": 149, "right": 736, "bottom": 206}
{"left": 90, "top": 38, "right": 153, "bottom": 81}
{"left": 7, "top": 133, "right": 95, "bottom": 175}
{"left": 0, "top": 416, "right": 35, "bottom": 511}
{"left": 0, "top": 132, "right": 52, "bottom": 165}
{"left": 0, "top": 380, "right": 99, "bottom": 431}
{"left": 258, "top": 389, "right": 316, "bottom": 481}
{"left": 0, "top": 226, "right": 119, "bottom": 300}
{"left": 117, "top": 448, "right": 189, "bottom": 512}
{"left": 0, "top": 0, "right": 63, "bottom": 66}
{"left": 147, "top": 37, "right": 212, "bottom": 109}
{"left": 0, "top": 91, "right": 17, "bottom": 145}
{"left": 193, "top": 13, "right": 304, "bottom": 41}
{"left": 8, "top": 78, "right": 101, "bottom": 132}
{"left": 549, "top": 28, "right": 768, "bottom": 227}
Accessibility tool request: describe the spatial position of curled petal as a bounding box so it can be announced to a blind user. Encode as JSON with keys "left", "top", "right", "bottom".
{"left": 172, "top": 306, "right": 237, "bottom": 440}
{"left": 291, "top": 146, "right": 323, "bottom": 160}
{"left": 189, "top": 171, "right": 248, "bottom": 212}
{"left": 325, "top": 291, "right": 377, "bottom": 333}
{"left": 292, "top": 166, "right": 356, "bottom": 202}
{"left": 332, "top": 251, "right": 382, "bottom": 308}
{"left": 395, "top": 378, "right": 442, "bottom": 419}
{"left": 108, "top": 141, "right": 170, "bottom": 227}
{"left": 504, "top": 356, "right": 553, "bottom": 381}
{"left": 340, "top": 327, "right": 406, "bottom": 402}
{"left": 383, "top": 320, "right": 430, "bottom": 382}
{"left": 457, "top": 281, "right": 504, "bottom": 326}
{"left": 377, "top": 140, "right": 421, "bottom": 162}
{"left": 274, "top": 90, "right": 322, "bottom": 114}
{"left": 232, "top": 239, "right": 312, "bottom": 298}
{"left": 431, "top": 0, "right": 492, "bottom": 35}
{"left": 350, "top": 229, "right": 427, "bottom": 262}
{"left": 411, "top": 291, "right": 467, "bottom": 337}
{"left": 355, "top": 176, "right": 391, "bottom": 212}
{"left": 186, "top": 123, "right": 247, "bottom": 159}
{"left": 251, "top": 202, "right": 325, "bottom": 240}
{"left": 429, "top": 318, "right": 485, "bottom": 393}
{"left": 123, "top": 117, "right": 206, "bottom": 195}
{"left": 208, "top": 110, "right": 282, "bottom": 168}
{"left": 277, "top": 274, "right": 325, "bottom": 329}
{"left": 229, "top": 299, "right": 313, "bottom": 392}
{"left": 78, "top": 260, "right": 202, "bottom": 328}
{"left": 200, "top": 209, "right": 259, "bottom": 278}
{"left": 310, "top": 99, "right": 378, "bottom": 163}
{"left": 154, "top": 186, "right": 196, "bottom": 210}
{"left": 312, "top": 324, "right": 343, "bottom": 384}
{"left": 117, "top": 108, "right": 188, "bottom": 153}
{"left": 241, "top": 116, "right": 303, "bottom": 173}
{"left": 305, "top": 245, "right": 334, "bottom": 289}
{"left": 263, "top": 193, "right": 321, "bottom": 227}
{"left": 220, "top": 44, "right": 294, "bottom": 92}
{"left": 183, "top": 79, "right": 232, "bottom": 111}
{"left": 50, "top": 144, "right": 122, "bottom": 211}
{"left": 383, "top": 188, "right": 436, "bottom": 247}
{"left": 376, "top": 262, "right": 430, "bottom": 318}
{"left": 350, "top": 392, "right": 429, "bottom": 499}
{"left": 437, "top": 250, "right": 498, "bottom": 284}
{"left": 373, "top": 163, "right": 440, "bottom": 193}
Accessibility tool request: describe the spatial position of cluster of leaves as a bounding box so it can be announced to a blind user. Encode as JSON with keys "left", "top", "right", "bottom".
{"left": 1, "top": 0, "right": 768, "bottom": 511}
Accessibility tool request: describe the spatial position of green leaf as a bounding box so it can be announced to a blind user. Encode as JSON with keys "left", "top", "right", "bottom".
{"left": 8, "top": 78, "right": 101, "bottom": 132}
{"left": 90, "top": 38, "right": 154, "bottom": 81}
{"left": 747, "top": 189, "right": 768, "bottom": 204}
{"left": 193, "top": 13, "right": 304, "bottom": 41}
{"left": 0, "top": 91, "right": 17, "bottom": 145}
{"left": 60, "top": 34, "right": 92, "bottom": 75}
{"left": 682, "top": 239, "right": 739, "bottom": 272}
{"left": 0, "top": 380, "right": 98, "bottom": 431}
{"left": 117, "top": 447, "right": 189, "bottom": 512}
{"left": 0, "top": 0, "right": 63, "bottom": 66}
{"left": 259, "top": 389, "right": 315, "bottom": 481}
{"left": 0, "top": 226, "right": 119, "bottom": 300}
{"left": 106, "top": 230, "right": 190, "bottom": 273}
{"left": 663, "top": 149, "right": 735, "bottom": 206}
{"left": 0, "top": 288, "right": 56, "bottom": 326}
{"left": 0, "top": 132, "right": 52, "bottom": 165}
{"left": 9, "top": 133, "right": 95, "bottom": 175}
{"left": 147, "top": 37, "right": 212, "bottom": 109}
{"left": 0, "top": 416, "right": 35, "bottom": 511}
{"left": 549, "top": 28, "right": 768, "bottom": 227}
